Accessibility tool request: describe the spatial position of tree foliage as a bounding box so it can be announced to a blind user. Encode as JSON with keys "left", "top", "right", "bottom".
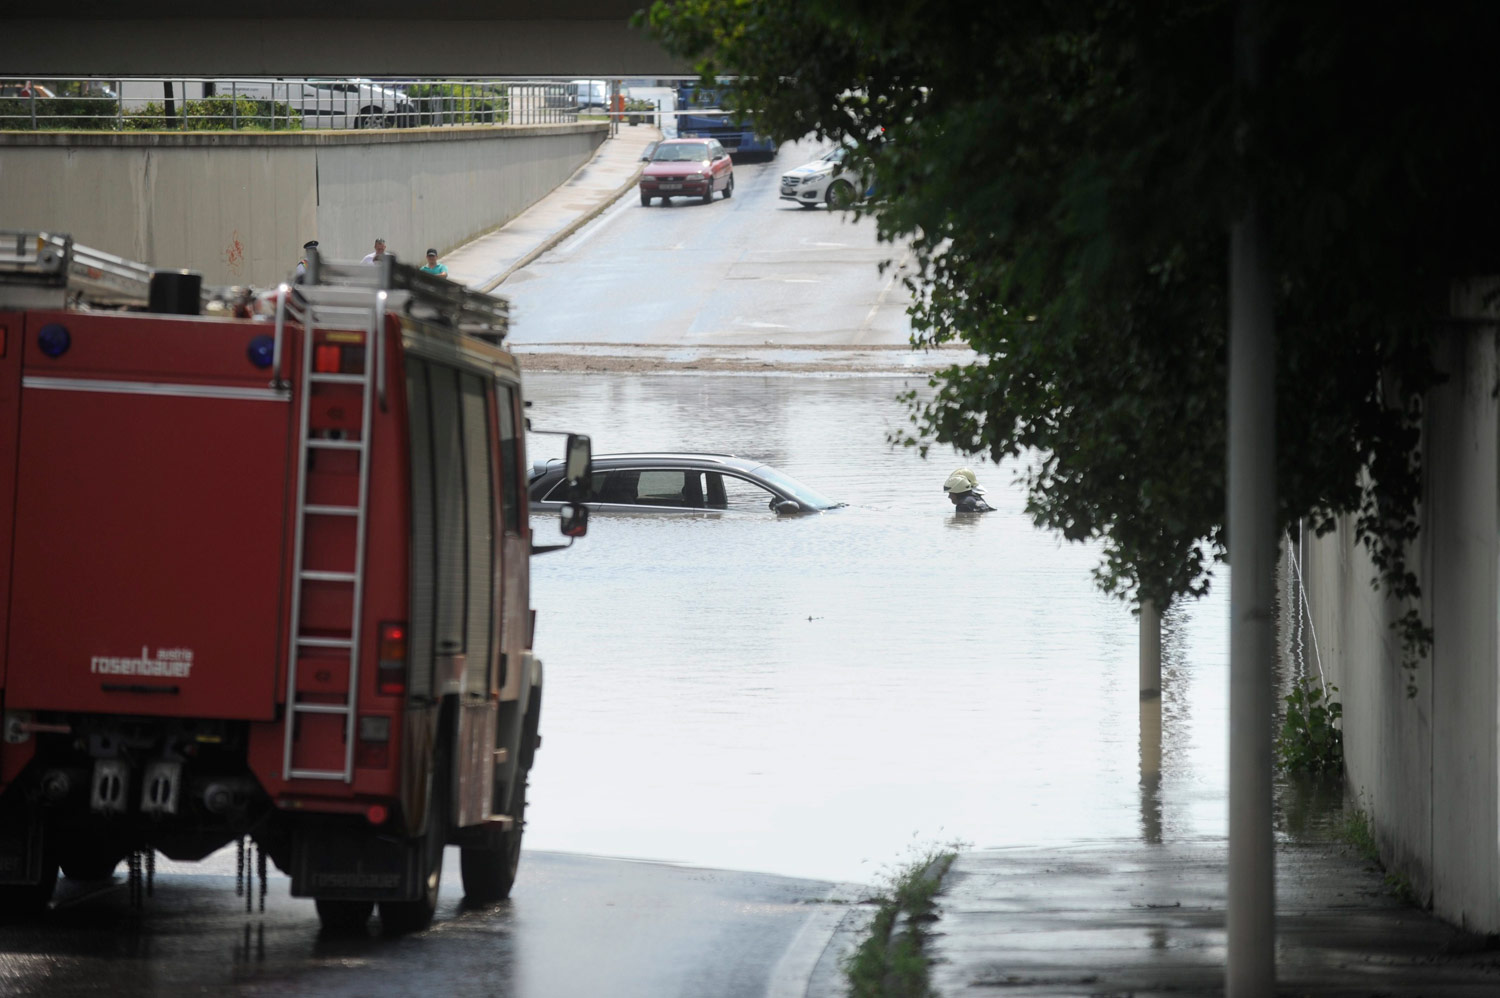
{"left": 643, "top": 1, "right": 1500, "bottom": 667}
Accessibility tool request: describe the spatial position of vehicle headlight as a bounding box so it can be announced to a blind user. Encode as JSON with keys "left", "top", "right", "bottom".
{"left": 800, "top": 173, "right": 826, "bottom": 186}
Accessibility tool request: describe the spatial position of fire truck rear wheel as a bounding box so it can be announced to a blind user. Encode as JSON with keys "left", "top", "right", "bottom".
{"left": 380, "top": 766, "right": 448, "bottom": 934}
{"left": 315, "top": 899, "right": 374, "bottom": 934}
{"left": 59, "top": 848, "right": 121, "bottom": 882}
{"left": 460, "top": 778, "right": 526, "bottom": 903}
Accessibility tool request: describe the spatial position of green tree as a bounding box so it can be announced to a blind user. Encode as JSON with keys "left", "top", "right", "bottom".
{"left": 644, "top": 0, "right": 1500, "bottom": 666}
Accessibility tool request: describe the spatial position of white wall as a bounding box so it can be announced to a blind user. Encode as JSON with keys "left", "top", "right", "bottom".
{"left": 1302, "top": 300, "right": 1500, "bottom": 932}
{"left": 0, "top": 123, "right": 606, "bottom": 287}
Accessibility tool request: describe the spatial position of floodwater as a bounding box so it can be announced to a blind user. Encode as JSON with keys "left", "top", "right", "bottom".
{"left": 522, "top": 371, "right": 1232, "bottom": 885}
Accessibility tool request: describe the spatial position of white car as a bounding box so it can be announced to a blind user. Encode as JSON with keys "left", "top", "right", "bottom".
{"left": 228, "top": 78, "right": 409, "bottom": 129}
{"left": 779, "top": 144, "right": 865, "bottom": 208}
{"left": 567, "top": 79, "right": 610, "bottom": 110}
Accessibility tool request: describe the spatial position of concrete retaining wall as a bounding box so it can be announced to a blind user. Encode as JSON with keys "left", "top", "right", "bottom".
{"left": 0, "top": 123, "right": 606, "bottom": 287}
{"left": 1302, "top": 295, "right": 1500, "bottom": 933}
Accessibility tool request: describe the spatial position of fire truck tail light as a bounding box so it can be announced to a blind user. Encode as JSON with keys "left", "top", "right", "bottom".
{"left": 313, "top": 344, "right": 342, "bottom": 373}
{"left": 366, "top": 803, "right": 389, "bottom": 825}
{"left": 377, "top": 621, "right": 407, "bottom": 695}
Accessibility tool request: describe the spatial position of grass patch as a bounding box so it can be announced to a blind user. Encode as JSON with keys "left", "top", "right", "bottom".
{"left": 1335, "top": 805, "right": 1380, "bottom": 864}
{"left": 1385, "top": 870, "right": 1419, "bottom": 906}
{"left": 844, "top": 848, "right": 958, "bottom": 998}
{"left": 1336, "top": 803, "right": 1423, "bottom": 906}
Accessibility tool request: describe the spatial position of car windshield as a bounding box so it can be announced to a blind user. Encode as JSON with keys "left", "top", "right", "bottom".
{"left": 750, "top": 465, "right": 844, "bottom": 510}
{"left": 653, "top": 143, "right": 711, "bottom": 162}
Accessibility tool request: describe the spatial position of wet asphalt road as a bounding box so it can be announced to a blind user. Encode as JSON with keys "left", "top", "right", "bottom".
{"left": 502, "top": 137, "right": 915, "bottom": 347}
{"left": 0, "top": 851, "right": 842, "bottom": 997}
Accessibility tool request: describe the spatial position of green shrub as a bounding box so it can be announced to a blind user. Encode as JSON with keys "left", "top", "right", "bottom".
{"left": 0, "top": 96, "right": 116, "bottom": 130}
{"left": 403, "top": 83, "right": 505, "bottom": 125}
{"left": 1277, "top": 677, "right": 1343, "bottom": 775}
{"left": 124, "top": 96, "right": 300, "bottom": 131}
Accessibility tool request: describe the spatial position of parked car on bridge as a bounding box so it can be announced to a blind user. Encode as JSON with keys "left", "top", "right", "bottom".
{"left": 567, "top": 79, "right": 610, "bottom": 110}
{"left": 529, "top": 453, "right": 844, "bottom": 515}
{"left": 0, "top": 81, "right": 57, "bottom": 99}
{"left": 218, "top": 78, "right": 410, "bottom": 128}
{"left": 779, "top": 142, "right": 868, "bottom": 209}
{"left": 639, "top": 138, "right": 735, "bottom": 206}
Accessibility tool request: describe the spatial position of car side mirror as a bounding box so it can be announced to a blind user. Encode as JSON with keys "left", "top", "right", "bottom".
{"left": 560, "top": 502, "right": 589, "bottom": 538}
{"left": 773, "top": 499, "right": 802, "bottom": 515}
{"left": 563, "top": 433, "right": 592, "bottom": 501}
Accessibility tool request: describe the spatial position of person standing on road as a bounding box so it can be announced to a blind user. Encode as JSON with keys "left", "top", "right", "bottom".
{"left": 419, "top": 248, "right": 448, "bottom": 277}
{"left": 294, "top": 239, "right": 318, "bottom": 282}
{"left": 361, "top": 238, "right": 387, "bottom": 264}
{"left": 944, "top": 467, "right": 995, "bottom": 513}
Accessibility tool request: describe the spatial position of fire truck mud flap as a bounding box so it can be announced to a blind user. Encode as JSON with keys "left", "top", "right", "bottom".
{"left": 290, "top": 824, "right": 425, "bottom": 902}
{"left": 0, "top": 801, "right": 46, "bottom": 886}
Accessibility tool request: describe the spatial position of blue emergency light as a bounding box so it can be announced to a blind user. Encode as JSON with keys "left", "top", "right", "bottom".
{"left": 247, "top": 334, "right": 275, "bottom": 369}
{"left": 36, "top": 323, "right": 70, "bottom": 358}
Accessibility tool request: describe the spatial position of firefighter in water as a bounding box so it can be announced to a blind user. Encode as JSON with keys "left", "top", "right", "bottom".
{"left": 944, "top": 467, "right": 995, "bottom": 513}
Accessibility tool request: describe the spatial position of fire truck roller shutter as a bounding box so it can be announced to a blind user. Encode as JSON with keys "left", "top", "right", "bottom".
{"left": 405, "top": 358, "right": 436, "bottom": 701}
{"left": 428, "top": 364, "right": 466, "bottom": 696}
{"left": 459, "top": 373, "right": 495, "bottom": 698}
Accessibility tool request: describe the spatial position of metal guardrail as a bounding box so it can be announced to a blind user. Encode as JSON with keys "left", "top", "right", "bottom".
{"left": 0, "top": 78, "right": 587, "bottom": 131}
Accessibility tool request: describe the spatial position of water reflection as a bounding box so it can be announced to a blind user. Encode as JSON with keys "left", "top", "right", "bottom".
{"left": 1139, "top": 695, "right": 1163, "bottom": 845}
{"left": 524, "top": 373, "right": 1231, "bottom": 883}
{"left": 1273, "top": 525, "right": 1347, "bottom": 840}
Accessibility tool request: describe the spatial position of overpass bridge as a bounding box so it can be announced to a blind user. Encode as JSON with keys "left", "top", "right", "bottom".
{"left": 2, "top": 2, "right": 686, "bottom": 77}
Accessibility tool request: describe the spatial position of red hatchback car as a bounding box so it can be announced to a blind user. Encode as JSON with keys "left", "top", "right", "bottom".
{"left": 639, "top": 138, "right": 735, "bottom": 206}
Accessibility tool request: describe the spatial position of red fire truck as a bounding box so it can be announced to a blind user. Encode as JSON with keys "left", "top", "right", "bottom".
{"left": 0, "top": 232, "right": 590, "bottom": 933}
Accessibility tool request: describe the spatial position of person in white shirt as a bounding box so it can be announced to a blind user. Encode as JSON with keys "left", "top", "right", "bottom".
{"left": 361, "top": 238, "right": 387, "bottom": 264}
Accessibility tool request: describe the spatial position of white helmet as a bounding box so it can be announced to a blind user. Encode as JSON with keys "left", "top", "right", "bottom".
{"left": 944, "top": 467, "right": 985, "bottom": 495}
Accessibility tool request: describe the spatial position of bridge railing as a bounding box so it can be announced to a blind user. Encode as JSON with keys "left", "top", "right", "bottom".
{"left": 0, "top": 78, "right": 583, "bottom": 131}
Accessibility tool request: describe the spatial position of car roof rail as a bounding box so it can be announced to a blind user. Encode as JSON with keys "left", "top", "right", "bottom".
{"left": 599, "top": 451, "right": 739, "bottom": 459}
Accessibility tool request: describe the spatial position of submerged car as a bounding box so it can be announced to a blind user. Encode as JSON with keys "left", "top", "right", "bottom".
{"left": 529, "top": 453, "right": 843, "bottom": 514}
{"left": 779, "top": 143, "right": 866, "bottom": 208}
{"left": 639, "top": 138, "right": 735, "bottom": 206}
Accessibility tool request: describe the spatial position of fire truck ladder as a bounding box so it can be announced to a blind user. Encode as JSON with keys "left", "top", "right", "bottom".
{"left": 278, "top": 252, "right": 509, "bottom": 782}
{"left": 281, "top": 272, "right": 387, "bottom": 783}
{"left": 0, "top": 230, "right": 159, "bottom": 307}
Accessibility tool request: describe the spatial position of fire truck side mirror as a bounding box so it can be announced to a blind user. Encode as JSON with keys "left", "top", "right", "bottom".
{"left": 563, "top": 433, "right": 592, "bottom": 501}
{"left": 559, "top": 502, "right": 589, "bottom": 539}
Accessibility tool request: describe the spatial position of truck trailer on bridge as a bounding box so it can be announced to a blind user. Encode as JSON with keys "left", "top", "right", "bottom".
{"left": 674, "top": 81, "right": 777, "bottom": 160}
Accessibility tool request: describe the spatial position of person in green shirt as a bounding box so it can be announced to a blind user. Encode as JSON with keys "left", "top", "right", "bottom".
{"left": 419, "top": 248, "right": 448, "bottom": 277}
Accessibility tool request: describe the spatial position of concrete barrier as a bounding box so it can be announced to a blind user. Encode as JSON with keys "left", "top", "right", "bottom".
{"left": 1301, "top": 287, "right": 1500, "bottom": 933}
{"left": 0, "top": 123, "right": 607, "bottom": 287}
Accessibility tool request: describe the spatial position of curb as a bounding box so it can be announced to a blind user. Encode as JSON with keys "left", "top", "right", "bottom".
{"left": 480, "top": 156, "right": 646, "bottom": 293}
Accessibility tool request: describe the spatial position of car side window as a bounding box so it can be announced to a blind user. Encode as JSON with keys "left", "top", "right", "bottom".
{"left": 711, "top": 143, "right": 727, "bottom": 160}
{"left": 707, "top": 473, "right": 777, "bottom": 510}
{"left": 635, "top": 470, "right": 704, "bottom": 507}
{"left": 556, "top": 469, "right": 706, "bottom": 507}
